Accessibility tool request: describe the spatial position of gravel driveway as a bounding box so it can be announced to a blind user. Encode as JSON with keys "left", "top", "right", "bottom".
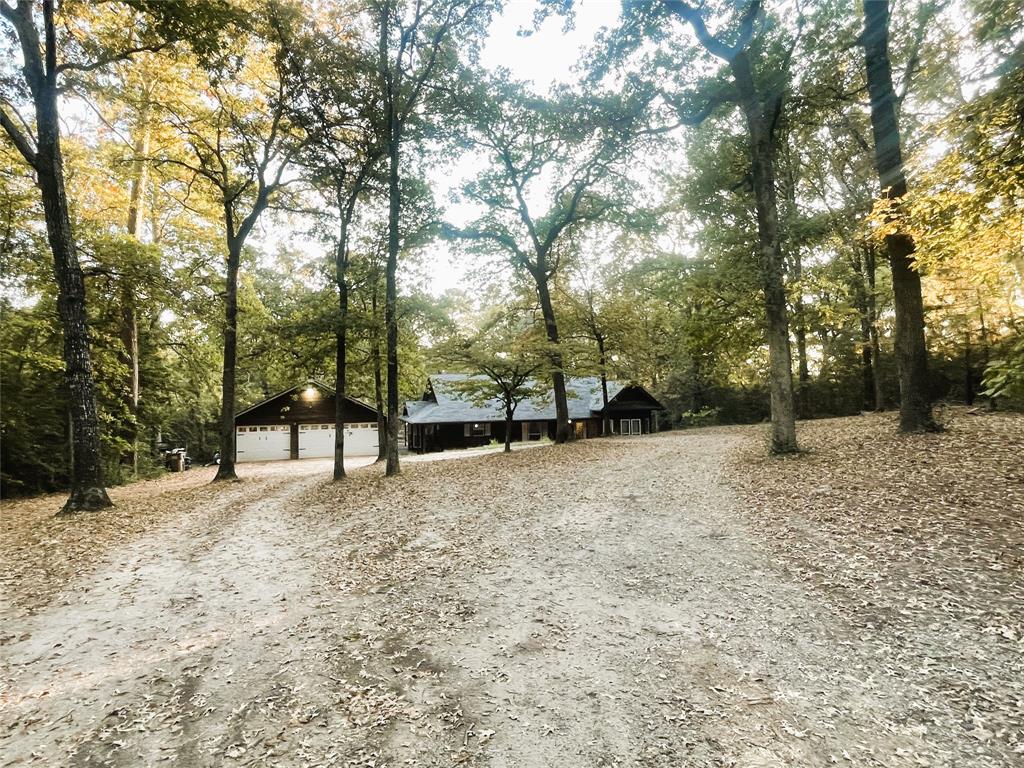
{"left": 1, "top": 429, "right": 1018, "bottom": 767}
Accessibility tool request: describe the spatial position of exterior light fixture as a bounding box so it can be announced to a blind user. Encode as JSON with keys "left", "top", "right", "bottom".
{"left": 303, "top": 386, "right": 317, "bottom": 399}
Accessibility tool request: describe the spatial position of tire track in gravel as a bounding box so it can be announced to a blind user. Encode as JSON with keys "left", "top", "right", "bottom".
{"left": 1, "top": 470, "right": 332, "bottom": 767}
{"left": 359, "top": 433, "right": 945, "bottom": 768}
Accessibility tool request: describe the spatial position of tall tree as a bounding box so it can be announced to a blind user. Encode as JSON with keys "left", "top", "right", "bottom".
{"left": 373, "top": 0, "right": 495, "bottom": 476}
{"left": 161, "top": 8, "right": 304, "bottom": 480}
{"left": 446, "top": 76, "right": 648, "bottom": 443}
{"left": 0, "top": 0, "right": 114, "bottom": 512}
{"left": 860, "top": 0, "right": 936, "bottom": 431}
{"left": 562, "top": 280, "right": 631, "bottom": 436}
{"left": 439, "top": 308, "right": 547, "bottom": 453}
{"left": 661, "top": 0, "right": 800, "bottom": 452}
{"left": 285, "top": 16, "right": 384, "bottom": 480}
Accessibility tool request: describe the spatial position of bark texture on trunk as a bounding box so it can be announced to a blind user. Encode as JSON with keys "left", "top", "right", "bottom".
{"left": 862, "top": 0, "right": 935, "bottom": 432}
{"left": 121, "top": 105, "right": 151, "bottom": 474}
{"left": 535, "top": 275, "right": 570, "bottom": 443}
{"left": 384, "top": 125, "right": 401, "bottom": 475}
{"left": 214, "top": 236, "right": 241, "bottom": 481}
{"left": 864, "top": 244, "right": 885, "bottom": 410}
{"left": 333, "top": 259, "right": 348, "bottom": 481}
{"left": 504, "top": 407, "right": 513, "bottom": 453}
{"left": 598, "top": 339, "right": 611, "bottom": 436}
{"left": 372, "top": 286, "right": 387, "bottom": 463}
{"left": 731, "top": 52, "right": 798, "bottom": 453}
{"left": 3, "top": 0, "right": 112, "bottom": 512}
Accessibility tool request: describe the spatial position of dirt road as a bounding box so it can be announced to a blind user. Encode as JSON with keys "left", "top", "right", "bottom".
{"left": 1, "top": 429, "right": 1019, "bottom": 767}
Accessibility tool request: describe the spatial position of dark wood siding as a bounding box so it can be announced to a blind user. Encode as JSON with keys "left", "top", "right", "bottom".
{"left": 604, "top": 385, "right": 663, "bottom": 413}
{"left": 236, "top": 386, "right": 378, "bottom": 426}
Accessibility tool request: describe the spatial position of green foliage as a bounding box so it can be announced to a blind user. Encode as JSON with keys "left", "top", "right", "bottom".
{"left": 677, "top": 407, "right": 720, "bottom": 428}
{"left": 435, "top": 305, "right": 549, "bottom": 416}
{"left": 984, "top": 333, "right": 1024, "bottom": 405}
{"left": 0, "top": 300, "right": 69, "bottom": 495}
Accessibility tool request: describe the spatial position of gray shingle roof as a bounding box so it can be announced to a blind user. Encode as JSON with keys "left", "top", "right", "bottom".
{"left": 402, "top": 374, "right": 627, "bottom": 425}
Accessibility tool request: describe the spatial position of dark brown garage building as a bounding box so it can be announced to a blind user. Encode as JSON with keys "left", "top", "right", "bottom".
{"left": 234, "top": 381, "right": 380, "bottom": 462}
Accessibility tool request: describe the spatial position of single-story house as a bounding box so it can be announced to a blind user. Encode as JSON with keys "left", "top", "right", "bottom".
{"left": 402, "top": 374, "right": 663, "bottom": 454}
{"left": 234, "top": 381, "right": 380, "bottom": 462}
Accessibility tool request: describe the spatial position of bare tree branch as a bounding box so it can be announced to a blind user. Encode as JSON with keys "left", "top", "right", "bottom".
{"left": 0, "top": 106, "right": 38, "bottom": 166}
{"left": 663, "top": 0, "right": 761, "bottom": 62}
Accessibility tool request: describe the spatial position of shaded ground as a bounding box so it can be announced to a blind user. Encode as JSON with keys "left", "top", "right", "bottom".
{"left": 1, "top": 411, "right": 1021, "bottom": 767}
{"left": 732, "top": 409, "right": 1024, "bottom": 765}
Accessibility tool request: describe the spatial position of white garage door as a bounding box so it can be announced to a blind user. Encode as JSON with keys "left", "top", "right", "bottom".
{"left": 298, "top": 423, "right": 378, "bottom": 458}
{"left": 343, "top": 422, "right": 379, "bottom": 456}
{"left": 298, "top": 423, "right": 334, "bottom": 458}
{"left": 236, "top": 425, "right": 290, "bottom": 462}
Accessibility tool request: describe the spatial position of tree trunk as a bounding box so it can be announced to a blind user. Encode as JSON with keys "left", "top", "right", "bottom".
{"left": 535, "top": 273, "right": 570, "bottom": 443}
{"left": 731, "top": 52, "right": 798, "bottom": 453}
{"left": 372, "top": 285, "right": 387, "bottom": 463}
{"left": 121, "top": 105, "right": 151, "bottom": 475}
{"left": 333, "top": 230, "right": 348, "bottom": 481}
{"left": 598, "top": 337, "right": 610, "bottom": 436}
{"left": 862, "top": 0, "right": 935, "bottom": 432}
{"left": 851, "top": 248, "right": 875, "bottom": 411}
{"left": 504, "top": 405, "right": 513, "bottom": 453}
{"left": 864, "top": 243, "right": 885, "bottom": 410}
{"left": 792, "top": 249, "right": 810, "bottom": 419}
{"left": 214, "top": 236, "right": 241, "bottom": 481}
{"left": 13, "top": 0, "right": 113, "bottom": 513}
{"left": 384, "top": 117, "right": 401, "bottom": 475}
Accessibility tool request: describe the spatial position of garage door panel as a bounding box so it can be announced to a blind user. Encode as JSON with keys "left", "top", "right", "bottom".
{"left": 236, "top": 425, "right": 290, "bottom": 462}
{"left": 343, "top": 423, "right": 378, "bottom": 456}
{"left": 298, "top": 424, "right": 334, "bottom": 458}
{"left": 298, "top": 423, "right": 378, "bottom": 458}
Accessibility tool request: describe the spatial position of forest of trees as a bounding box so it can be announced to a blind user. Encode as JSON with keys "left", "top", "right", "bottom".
{"left": 1, "top": 0, "right": 1021, "bottom": 509}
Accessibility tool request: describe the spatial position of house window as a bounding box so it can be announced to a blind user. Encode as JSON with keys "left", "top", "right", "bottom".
{"left": 528, "top": 422, "right": 543, "bottom": 440}
{"left": 465, "top": 423, "right": 490, "bottom": 437}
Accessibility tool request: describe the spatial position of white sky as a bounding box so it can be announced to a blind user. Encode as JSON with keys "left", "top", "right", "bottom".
{"left": 480, "top": 1, "right": 620, "bottom": 87}
{"left": 414, "top": 1, "right": 623, "bottom": 297}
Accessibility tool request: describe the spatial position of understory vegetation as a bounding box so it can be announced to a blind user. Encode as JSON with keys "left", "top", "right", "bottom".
{"left": 1, "top": 0, "right": 1021, "bottom": 503}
